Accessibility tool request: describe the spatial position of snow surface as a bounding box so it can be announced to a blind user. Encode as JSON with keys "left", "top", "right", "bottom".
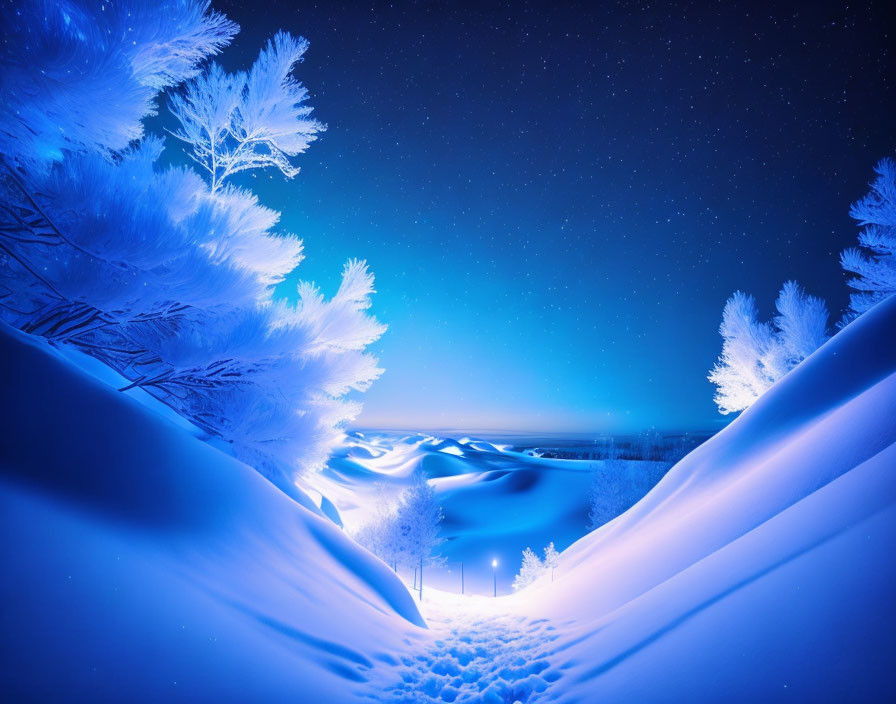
{"left": 2, "top": 293, "right": 894, "bottom": 702}
{"left": 369, "top": 588, "right": 564, "bottom": 703}
{"left": 0, "top": 324, "right": 424, "bottom": 701}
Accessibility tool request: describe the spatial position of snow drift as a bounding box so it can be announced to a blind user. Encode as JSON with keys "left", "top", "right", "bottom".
{"left": 515, "top": 294, "right": 896, "bottom": 702}
{"left": 0, "top": 324, "right": 423, "bottom": 702}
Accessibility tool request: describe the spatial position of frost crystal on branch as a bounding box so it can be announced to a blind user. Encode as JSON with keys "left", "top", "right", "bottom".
{"left": 169, "top": 31, "right": 325, "bottom": 191}
{"left": 0, "top": 0, "right": 237, "bottom": 167}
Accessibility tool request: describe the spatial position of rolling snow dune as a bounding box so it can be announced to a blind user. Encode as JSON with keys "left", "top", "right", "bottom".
{"left": 0, "top": 324, "right": 423, "bottom": 702}
{"left": 515, "top": 294, "right": 896, "bottom": 701}
{"left": 309, "top": 431, "right": 670, "bottom": 596}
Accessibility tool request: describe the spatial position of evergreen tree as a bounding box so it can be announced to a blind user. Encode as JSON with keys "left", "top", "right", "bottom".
{"left": 512, "top": 548, "right": 545, "bottom": 591}
{"left": 841, "top": 157, "right": 896, "bottom": 322}
{"left": 394, "top": 473, "right": 444, "bottom": 600}
{"left": 543, "top": 542, "right": 560, "bottom": 582}
{"left": 708, "top": 282, "right": 828, "bottom": 414}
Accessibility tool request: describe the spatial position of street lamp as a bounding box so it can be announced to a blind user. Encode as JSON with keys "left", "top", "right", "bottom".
{"left": 492, "top": 558, "right": 498, "bottom": 597}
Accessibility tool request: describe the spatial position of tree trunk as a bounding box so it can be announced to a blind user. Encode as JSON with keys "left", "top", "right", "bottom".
{"left": 419, "top": 557, "right": 423, "bottom": 601}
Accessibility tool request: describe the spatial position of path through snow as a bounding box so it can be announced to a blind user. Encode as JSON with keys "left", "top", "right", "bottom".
{"left": 369, "top": 589, "right": 565, "bottom": 703}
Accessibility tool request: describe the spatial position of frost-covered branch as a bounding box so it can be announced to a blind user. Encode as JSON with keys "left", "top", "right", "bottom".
{"left": 169, "top": 32, "right": 325, "bottom": 191}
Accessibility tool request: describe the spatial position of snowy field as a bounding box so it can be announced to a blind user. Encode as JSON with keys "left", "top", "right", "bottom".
{"left": 2, "top": 294, "right": 894, "bottom": 701}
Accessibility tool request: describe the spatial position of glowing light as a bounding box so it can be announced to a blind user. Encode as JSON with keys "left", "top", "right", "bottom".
{"left": 491, "top": 559, "right": 498, "bottom": 568}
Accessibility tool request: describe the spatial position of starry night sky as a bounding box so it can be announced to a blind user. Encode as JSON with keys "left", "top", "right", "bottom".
{"left": 154, "top": 0, "right": 894, "bottom": 433}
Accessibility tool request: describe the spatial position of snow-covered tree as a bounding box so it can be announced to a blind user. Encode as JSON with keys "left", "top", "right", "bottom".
{"left": 543, "top": 542, "right": 560, "bottom": 582}
{"left": 0, "top": 0, "right": 237, "bottom": 170}
{"left": 393, "top": 473, "right": 444, "bottom": 600}
{"left": 773, "top": 281, "right": 830, "bottom": 365}
{"left": 169, "top": 32, "right": 324, "bottom": 192}
{"left": 708, "top": 282, "right": 828, "bottom": 415}
{"left": 512, "top": 548, "right": 545, "bottom": 591}
{"left": 707, "top": 292, "right": 778, "bottom": 415}
{"left": 841, "top": 157, "right": 896, "bottom": 322}
{"left": 0, "top": 0, "right": 383, "bottom": 481}
{"left": 588, "top": 460, "right": 631, "bottom": 530}
{"left": 353, "top": 496, "right": 405, "bottom": 572}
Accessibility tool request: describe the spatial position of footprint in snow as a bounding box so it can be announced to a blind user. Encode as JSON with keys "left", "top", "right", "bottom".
{"left": 371, "top": 611, "right": 562, "bottom": 704}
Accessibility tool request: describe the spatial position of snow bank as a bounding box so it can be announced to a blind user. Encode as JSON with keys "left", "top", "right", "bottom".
{"left": 514, "top": 295, "right": 896, "bottom": 701}
{"left": 0, "top": 324, "right": 423, "bottom": 702}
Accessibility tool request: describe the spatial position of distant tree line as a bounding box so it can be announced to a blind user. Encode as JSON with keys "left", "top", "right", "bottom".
{"left": 525, "top": 432, "right": 711, "bottom": 463}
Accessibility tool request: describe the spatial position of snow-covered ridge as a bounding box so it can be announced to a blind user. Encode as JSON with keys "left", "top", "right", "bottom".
{"left": 0, "top": 323, "right": 422, "bottom": 701}
{"left": 512, "top": 294, "right": 896, "bottom": 701}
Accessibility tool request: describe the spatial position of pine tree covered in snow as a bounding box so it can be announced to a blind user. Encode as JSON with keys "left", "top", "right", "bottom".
{"left": 841, "top": 157, "right": 896, "bottom": 322}
{"left": 512, "top": 547, "right": 545, "bottom": 591}
{"left": 543, "top": 542, "right": 560, "bottom": 582}
{"left": 0, "top": 0, "right": 384, "bottom": 479}
{"left": 708, "top": 282, "right": 828, "bottom": 415}
{"left": 394, "top": 473, "right": 444, "bottom": 598}
{"left": 353, "top": 496, "right": 405, "bottom": 572}
{"left": 354, "top": 474, "right": 444, "bottom": 596}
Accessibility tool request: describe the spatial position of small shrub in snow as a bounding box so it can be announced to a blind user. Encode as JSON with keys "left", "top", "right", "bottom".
{"left": 353, "top": 496, "right": 405, "bottom": 571}
{"left": 543, "top": 542, "right": 560, "bottom": 582}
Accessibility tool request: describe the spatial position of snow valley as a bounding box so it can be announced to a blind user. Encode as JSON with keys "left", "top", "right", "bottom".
{"left": 1, "top": 1, "right": 895, "bottom": 702}
{"left": 2, "top": 293, "right": 895, "bottom": 701}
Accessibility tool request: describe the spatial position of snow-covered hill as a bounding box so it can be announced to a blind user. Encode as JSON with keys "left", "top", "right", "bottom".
{"left": 0, "top": 324, "right": 423, "bottom": 701}
{"left": 2, "top": 293, "right": 893, "bottom": 702}
{"left": 511, "top": 294, "right": 896, "bottom": 701}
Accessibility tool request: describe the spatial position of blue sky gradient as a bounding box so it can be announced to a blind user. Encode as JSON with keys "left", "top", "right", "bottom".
{"left": 152, "top": 0, "right": 895, "bottom": 432}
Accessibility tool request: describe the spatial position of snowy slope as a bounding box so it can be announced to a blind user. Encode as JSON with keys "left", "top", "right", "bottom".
{"left": 513, "top": 294, "right": 896, "bottom": 701}
{"left": 0, "top": 324, "right": 424, "bottom": 702}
